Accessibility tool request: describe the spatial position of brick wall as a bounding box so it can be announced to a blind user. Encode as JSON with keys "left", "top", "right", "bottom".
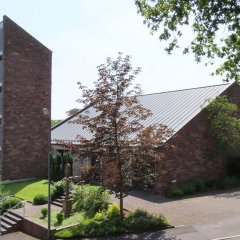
{"left": 154, "top": 83, "right": 240, "bottom": 193}
{"left": 2, "top": 16, "right": 52, "bottom": 180}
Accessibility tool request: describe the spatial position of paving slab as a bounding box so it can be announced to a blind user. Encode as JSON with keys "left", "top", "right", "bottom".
{"left": 112, "top": 188, "right": 240, "bottom": 226}
{"left": 0, "top": 231, "right": 40, "bottom": 240}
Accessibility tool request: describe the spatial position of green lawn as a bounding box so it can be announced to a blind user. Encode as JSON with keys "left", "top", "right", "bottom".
{"left": 4, "top": 179, "right": 48, "bottom": 202}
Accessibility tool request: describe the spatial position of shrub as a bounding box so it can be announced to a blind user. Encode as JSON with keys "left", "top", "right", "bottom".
{"left": 226, "top": 156, "right": 240, "bottom": 177}
{"left": 33, "top": 194, "right": 48, "bottom": 205}
{"left": 106, "top": 204, "right": 120, "bottom": 219}
{"left": 55, "top": 209, "right": 168, "bottom": 238}
{"left": 41, "top": 208, "right": 48, "bottom": 218}
{"left": 56, "top": 212, "right": 64, "bottom": 225}
{"left": 216, "top": 176, "right": 240, "bottom": 189}
{"left": 205, "top": 179, "right": 218, "bottom": 189}
{"left": 182, "top": 182, "right": 196, "bottom": 195}
{"left": 51, "top": 180, "right": 67, "bottom": 200}
{"left": 73, "top": 185, "right": 110, "bottom": 217}
{"left": 127, "top": 208, "right": 149, "bottom": 219}
{"left": 50, "top": 185, "right": 58, "bottom": 200}
{"left": 54, "top": 180, "right": 66, "bottom": 196}
{"left": 192, "top": 178, "right": 205, "bottom": 192}
{"left": 0, "top": 197, "right": 23, "bottom": 214}
{"left": 0, "top": 181, "right": 5, "bottom": 195}
{"left": 94, "top": 211, "right": 106, "bottom": 221}
{"left": 168, "top": 186, "right": 184, "bottom": 197}
{"left": 125, "top": 209, "right": 168, "bottom": 232}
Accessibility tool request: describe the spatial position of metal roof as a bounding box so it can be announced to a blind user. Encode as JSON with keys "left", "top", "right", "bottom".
{"left": 51, "top": 83, "right": 232, "bottom": 144}
{"left": 0, "top": 21, "right": 3, "bottom": 53}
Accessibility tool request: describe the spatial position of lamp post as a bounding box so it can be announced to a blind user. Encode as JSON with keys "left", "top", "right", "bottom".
{"left": 42, "top": 108, "right": 51, "bottom": 240}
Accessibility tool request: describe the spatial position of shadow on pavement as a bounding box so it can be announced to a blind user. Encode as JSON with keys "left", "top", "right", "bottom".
{"left": 128, "top": 187, "right": 240, "bottom": 203}
{"left": 127, "top": 190, "right": 171, "bottom": 203}
{"left": 211, "top": 187, "right": 240, "bottom": 199}
{"left": 79, "top": 231, "right": 179, "bottom": 240}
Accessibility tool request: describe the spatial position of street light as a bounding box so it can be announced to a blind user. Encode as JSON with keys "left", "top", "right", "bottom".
{"left": 42, "top": 108, "right": 51, "bottom": 240}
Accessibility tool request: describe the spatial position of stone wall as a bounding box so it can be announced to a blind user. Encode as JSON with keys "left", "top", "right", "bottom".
{"left": 2, "top": 16, "right": 52, "bottom": 180}
{"left": 154, "top": 83, "right": 240, "bottom": 193}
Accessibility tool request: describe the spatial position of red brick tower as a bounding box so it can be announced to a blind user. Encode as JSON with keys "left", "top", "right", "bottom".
{"left": 0, "top": 16, "right": 52, "bottom": 180}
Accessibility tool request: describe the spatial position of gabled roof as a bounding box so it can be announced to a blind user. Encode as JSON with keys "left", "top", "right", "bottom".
{"left": 51, "top": 83, "right": 233, "bottom": 144}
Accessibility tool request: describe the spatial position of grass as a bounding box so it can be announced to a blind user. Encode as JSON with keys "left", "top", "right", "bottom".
{"left": 33, "top": 211, "right": 84, "bottom": 228}
{"left": 3, "top": 179, "right": 48, "bottom": 202}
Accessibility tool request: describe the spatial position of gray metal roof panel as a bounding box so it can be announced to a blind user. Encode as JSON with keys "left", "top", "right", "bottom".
{"left": 51, "top": 83, "right": 232, "bottom": 144}
{"left": 0, "top": 22, "right": 3, "bottom": 53}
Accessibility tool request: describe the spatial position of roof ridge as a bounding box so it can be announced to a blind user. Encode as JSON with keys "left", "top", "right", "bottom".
{"left": 138, "top": 82, "right": 233, "bottom": 97}
{"left": 51, "top": 104, "right": 91, "bottom": 130}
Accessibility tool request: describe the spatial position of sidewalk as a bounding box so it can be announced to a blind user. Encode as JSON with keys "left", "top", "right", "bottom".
{"left": 12, "top": 202, "right": 61, "bottom": 219}
{"left": 0, "top": 231, "right": 40, "bottom": 240}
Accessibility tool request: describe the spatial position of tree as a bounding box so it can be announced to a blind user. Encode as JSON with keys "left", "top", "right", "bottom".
{"left": 207, "top": 95, "right": 240, "bottom": 156}
{"left": 51, "top": 119, "right": 62, "bottom": 127}
{"left": 135, "top": 0, "right": 240, "bottom": 82}
{"left": 73, "top": 53, "right": 172, "bottom": 219}
{"left": 67, "top": 108, "right": 80, "bottom": 117}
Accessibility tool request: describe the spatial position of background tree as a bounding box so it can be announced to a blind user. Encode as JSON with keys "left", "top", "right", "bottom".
{"left": 207, "top": 95, "right": 240, "bottom": 156}
{"left": 67, "top": 108, "right": 80, "bottom": 117}
{"left": 135, "top": 0, "right": 240, "bottom": 82}
{"left": 51, "top": 119, "right": 62, "bottom": 127}
{"left": 74, "top": 53, "right": 172, "bottom": 219}
{"left": 50, "top": 151, "right": 73, "bottom": 181}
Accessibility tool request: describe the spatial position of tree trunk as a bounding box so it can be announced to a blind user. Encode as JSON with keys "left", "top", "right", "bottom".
{"left": 119, "top": 190, "right": 124, "bottom": 220}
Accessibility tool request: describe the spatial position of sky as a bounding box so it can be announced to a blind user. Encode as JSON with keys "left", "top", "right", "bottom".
{"left": 1, "top": 0, "right": 226, "bottom": 119}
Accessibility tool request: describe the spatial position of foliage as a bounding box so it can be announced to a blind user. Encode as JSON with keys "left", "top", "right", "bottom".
{"left": 207, "top": 96, "right": 240, "bottom": 156}
{"left": 41, "top": 208, "right": 48, "bottom": 218}
{"left": 226, "top": 156, "right": 240, "bottom": 177}
{"left": 0, "top": 181, "right": 9, "bottom": 205}
{"left": 3, "top": 179, "right": 48, "bottom": 202}
{"left": 216, "top": 176, "right": 240, "bottom": 189}
{"left": 73, "top": 185, "right": 110, "bottom": 217}
{"left": 168, "top": 186, "right": 184, "bottom": 197}
{"left": 51, "top": 119, "right": 61, "bottom": 127}
{"left": 181, "top": 182, "right": 196, "bottom": 195}
{"left": 192, "top": 178, "right": 205, "bottom": 192}
{"left": 0, "top": 181, "right": 5, "bottom": 195}
{"left": 124, "top": 209, "right": 168, "bottom": 232}
{"left": 55, "top": 208, "right": 168, "bottom": 238}
{"left": 205, "top": 179, "right": 218, "bottom": 189}
{"left": 168, "top": 178, "right": 205, "bottom": 197}
{"left": 35, "top": 211, "right": 84, "bottom": 228}
{"left": 169, "top": 177, "right": 240, "bottom": 198}
{"left": 50, "top": 151, "right": 73, "bottom": 181}
{"left": 94, "top": 211, "right": 106, "bottom": 222}
{"left": 131, "top": 156, "right": 155, "bottom": 190}
{"left": 135, "top": 0, "right": 240, "bottom": 82}
{"left": 33, "top": 194, "right": 48, "bottom": 205}
{"left": 56, "top": 212, "right": 64, "bottom": 225}
{"left": 51, "top": 180, "right": 66, "bottom": 200}
{"left": 67, "top": 108, "right": 80, "bottom": 116}
{"left": 0, "top": 197, "right": 23, "bottom": 214}
{"left": 106, "top": 203, "right": 120, "bottom": 219}
{"left": 73, "top": 53, "right": 173, "bottom": 219}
